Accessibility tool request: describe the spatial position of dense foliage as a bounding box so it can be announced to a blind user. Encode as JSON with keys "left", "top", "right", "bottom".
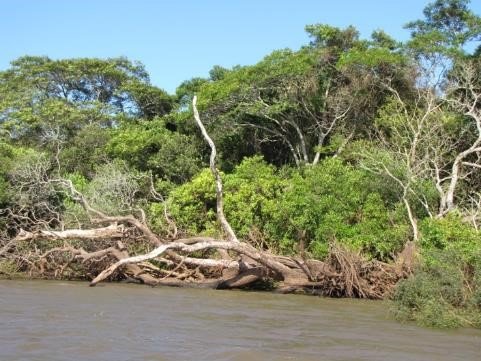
{"left": 1, "top": 0, "right": 481, "bottom": 327}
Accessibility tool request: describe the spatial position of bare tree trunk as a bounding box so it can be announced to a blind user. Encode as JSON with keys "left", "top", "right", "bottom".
{"left": 403, "top": 196, "right": 419, "bottom": 242}
{"left": 286, "top": 120, "right": 309, "bottom": 163}
{"left": 13, "top": 224, "right": 124, "bottom": 242}
{"left": 443, "top": 142, "right": 481, "bottom": 213}
{"left": 193, "top": 96, "right": 239, "bottom": 243}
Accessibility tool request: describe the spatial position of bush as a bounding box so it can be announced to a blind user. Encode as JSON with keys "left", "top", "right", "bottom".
{"left": 470, "top": 253, "right": 481, "bottom": 309}
{"left": 62, "top": 162, "right": 148, "bottom": 228}
{"left": 266, "top": 158, "right": 408, "bottom": 259}
{"left": 165, "top": 156, "right": 285, "bottom": 240}
{"left": 420, "top": 214, "right": 481, "bottom": 263}
{"left": 160, "top": 168, "right": 217, "bottom": 236}
{"left": 393, "top": 247, "right": 481, "bottom": 329}
{"left": 223, "top": 157, "right": 286, "bottom": 240}
{"left": 0, "top": 259, "right": 21, "bottom": 277}
{"left": 166, "top": 156, "right": 408, "bottom": 259}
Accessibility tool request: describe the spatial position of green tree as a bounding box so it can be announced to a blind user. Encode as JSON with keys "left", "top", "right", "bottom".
{"left": 406, "top": 0, "right": 481, "bottom": 57}
{"left": 189, "top": 25, "right": 412, "bottom": 168}
{"left": 0, "top": 56, "right": 171, "bottom": 145}
{"left": 107, "top": 118, "right": 202, "bottom": 184}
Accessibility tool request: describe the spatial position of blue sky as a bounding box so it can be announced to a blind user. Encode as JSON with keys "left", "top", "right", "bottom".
{"left": 2, "top": 0, "right": 481, "bottom": 93}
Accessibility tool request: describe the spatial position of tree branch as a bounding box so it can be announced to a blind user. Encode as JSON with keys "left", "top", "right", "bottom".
{"left": 192, "top": 96, "right": 239, "bottom": 243}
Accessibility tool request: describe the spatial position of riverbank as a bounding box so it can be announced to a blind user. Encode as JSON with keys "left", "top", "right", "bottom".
{"left": 2, "top": 237, "right": 480, "bottom": 330}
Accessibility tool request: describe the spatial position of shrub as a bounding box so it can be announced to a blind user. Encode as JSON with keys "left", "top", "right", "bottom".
{"left": 62, "top": 162, "right": 148, "bottom": 228}
{"left": 420, "top": 214, "right": 481, "bottom": 263}
{"left": 223, "top": 157, "right": 286, "bottom": 241}
{"left": 266, "top": 158, "right": 408, "bottom": 259}
{"left": 161, "top": 168, "right": 217, "bottom": 236}
{"left": 165, "top": 156, "right": 285, "bottom": 240}
{"left": 393, "top": 247, "right": 481, "bottom": 329}
{"left": 166, "top": 156, "right": 408, "bottom": 260}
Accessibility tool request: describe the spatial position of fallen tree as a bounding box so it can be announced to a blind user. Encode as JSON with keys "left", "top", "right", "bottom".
{"left": 0, "top": 96, "right": 412, "bottom": 298}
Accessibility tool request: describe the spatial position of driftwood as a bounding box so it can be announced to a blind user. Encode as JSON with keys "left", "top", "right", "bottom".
{"left": 0, "top": 96, "right": 411, "bottom": 298}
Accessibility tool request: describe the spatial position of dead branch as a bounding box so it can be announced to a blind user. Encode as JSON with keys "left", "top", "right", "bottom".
{"left": 193, "top": 96, "right": 238, "bottom": 243}
{"left": 89, "top": 239, "right": 298, "bottom": 286}
{"left": 13, "top": 224, "right": 125, "bottom": 242}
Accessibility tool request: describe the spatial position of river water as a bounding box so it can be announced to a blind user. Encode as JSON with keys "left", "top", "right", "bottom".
{"left": 0, "top": 280, "right": 479, "bottom": 361}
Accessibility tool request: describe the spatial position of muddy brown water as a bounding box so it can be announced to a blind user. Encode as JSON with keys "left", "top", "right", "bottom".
{"left": 0, "top": 280, "right": 479, "bottom": 361}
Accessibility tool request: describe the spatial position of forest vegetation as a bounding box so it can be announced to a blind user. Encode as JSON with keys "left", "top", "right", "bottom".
{"left": 1, "top": 0, "right": 481, "bottom": 328}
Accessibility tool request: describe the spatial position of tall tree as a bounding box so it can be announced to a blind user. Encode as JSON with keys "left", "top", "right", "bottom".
{"left": 192, "top": 25, "right": 411, "bottom": 167}
{"left": 0, "top": 56, "right": 173, "bottom": 145}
